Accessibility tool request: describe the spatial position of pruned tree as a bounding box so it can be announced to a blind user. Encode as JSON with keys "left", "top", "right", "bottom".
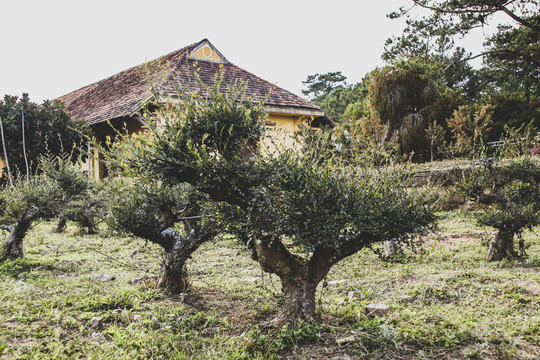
{"left": 457, "top": 157, "right": 540, "bottom": 261}
{"left": 0, "top": 175, "right": 63, "bottom": 261}
{"left": 40, "top": 154, "right": 104, "bottom": 234}
{"left": 106, "top": 181, "right": 217, "bottom": 293}
{"left": 110, "top": 77, "right": 438, "bottom": 322}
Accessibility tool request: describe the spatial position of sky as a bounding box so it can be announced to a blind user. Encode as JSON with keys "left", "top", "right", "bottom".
{"left": 0, "top": 0, "right": 496, "bottom": 104}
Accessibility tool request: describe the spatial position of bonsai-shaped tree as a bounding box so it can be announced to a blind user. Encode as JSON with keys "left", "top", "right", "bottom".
{"left": 457, "top": 157, "right": 540, "bottom": 261}
{"left": 106, "top": 180, "right": 218, "bottom": 293}
{"left": 112, "top": 77, "right": 437, "bottom": 321}
{"left": 0, "top": 174, "right": 63, "bottom": 260}
{"left": 40, "top": 154, "right": 106, "bottom": 234}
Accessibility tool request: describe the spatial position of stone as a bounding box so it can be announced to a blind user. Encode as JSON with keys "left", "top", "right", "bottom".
{"left": 327, "top": 279, "right": 347, "bottom": 286}
{"left": 384, "top": 239, "right": 404, "bottom": 257}
{"left": 365, "top": 303, "right": 390, "bottom": 317}
{"left": 347, "top": 291, "right": 364, "bottom": 302}
{"left": 335, "top": 335, "right": 356, "bottom": 345}
{"left": 399, "top": 295, "right": 413, "bottom": 302}
{"left": 331, "top": 355, "right": 352, "bottom": 360}
{"left": 91, "top": 274, "right": 116, "bottom": 282}
{"left": 91, "top": 316, "right": 103, "bottom": 329}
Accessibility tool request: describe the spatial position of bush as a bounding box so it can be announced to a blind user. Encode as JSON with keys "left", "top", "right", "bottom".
{"left": 457, "top": 157, "right": 540, "bottom": 261}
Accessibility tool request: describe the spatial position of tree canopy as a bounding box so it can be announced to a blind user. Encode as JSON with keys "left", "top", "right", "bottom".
{"left": 302, "top": 71, "right": 347, "bottom": 102}
{"left": 0, "top": 94, "right": 87, "bottom": 183}
{"left": 385, "top": 0, "right": 539, "bottom": 61}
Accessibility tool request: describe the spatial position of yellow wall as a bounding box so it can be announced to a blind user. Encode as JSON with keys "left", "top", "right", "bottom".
{"left": 262, "top": 113, "right": 306, "bottom": 155}
{"left": 0, "top": 158, "right": 5, "bottom": 180}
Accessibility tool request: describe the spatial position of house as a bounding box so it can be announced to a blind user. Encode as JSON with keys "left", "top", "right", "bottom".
{"left": 57, "top": 39, "right": 331, "bottom": 180}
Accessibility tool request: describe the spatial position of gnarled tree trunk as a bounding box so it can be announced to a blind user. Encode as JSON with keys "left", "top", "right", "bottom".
{"left": 280, "top": 277, "right": 319, "bottom": 322}
{"left": 486, "top": 229, "right": 517, "bottom": 262}
{"left": 1, "top": 206, "right": 40, "bottom": 261}
{"left": 251, "top": 234, "right": 335, "bottom": 323}
{"left": 154, "top": 227, "right": 216, "bottom": 294}
{"left": 54, "top": 217, "right": 67, "bottom": 233}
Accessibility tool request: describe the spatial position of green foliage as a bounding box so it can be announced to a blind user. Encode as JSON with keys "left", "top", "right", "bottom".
{"left": 0, "top": 175, "right": 63, "bottom": 224}
{"left": 59, "top": 186, "right": 108, "bottom": 234}
{"left": 0, "top": 94, "right": 87, "bottom": 183}
{"left": 386, "top": 1, "right": 539, "bottom": 141}
{"left": 368, "top": 58, "right": 463, "bottom": 161}
{"left": 302, "top": 71, "right": 347, "bottom": 102}
{"left": 457, "top": 157, "right": 540, "bottom": 255}
{"left": 40, "top": 154, "right": 90, "bottom": 199}
{"left": 496, "top": 120, "right": 539, "bottom": 158}
{"left": 259, "top": 151, "right": 438, "bottom": 256}
{"left": 106, "top": 180, "right": 193, "bottom": 241}
{"left": 478, "top": 18, "right": 540, "bottom": 139}
{"left": 314, "top": 81, "right": 368, "bottom": 123}
{"left": 485, "top": 90, "right": 540, "bottom": 140}
{"left": 447, "top": 104, "right": 493, "bottom": 159}
{"left": 40, "top": 154, "right": 105, "bottom": 234}
{"left": 154, "top": 76, "right": 266, "bottom": 163}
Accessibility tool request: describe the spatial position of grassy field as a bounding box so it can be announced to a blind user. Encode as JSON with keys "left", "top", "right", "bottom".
{"left": 0, "top": 210, "right": 539, "bottom": 359}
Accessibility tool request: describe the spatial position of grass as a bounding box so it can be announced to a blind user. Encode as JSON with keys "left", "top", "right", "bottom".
{"left": 0, "top": 211, "right": 539, "bottom": 359}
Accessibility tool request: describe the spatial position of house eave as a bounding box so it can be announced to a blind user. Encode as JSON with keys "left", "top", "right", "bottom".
{"left": 267, "top": 105, "right": 325, "bottom": 117}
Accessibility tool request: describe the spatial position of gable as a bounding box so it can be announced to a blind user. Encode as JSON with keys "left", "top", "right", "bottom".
{"left": 187, "top": 39, "right": 227, "bottom": 64}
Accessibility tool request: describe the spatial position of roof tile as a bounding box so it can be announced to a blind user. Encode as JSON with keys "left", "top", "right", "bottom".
{"left": 57, "top": 40, "right": 323, "bottom": 126}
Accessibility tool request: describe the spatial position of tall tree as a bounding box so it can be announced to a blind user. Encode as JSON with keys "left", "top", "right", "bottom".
{"left": 480, "top": 21, "right": 540, "bottom": 135}
{"left": 368, "top": 57, "right": 463, "bottom": 161}
{"left": 315, "top": 79, "right": 369, "bottom": 123}
{"left": 0, "top": 94, "right": 87, "bottom": 183}
{"left": 386, "top": 0, "right": 539, "bottom": 62}
{"left": 302, "top": 71, "right": 347, "bottom": 102}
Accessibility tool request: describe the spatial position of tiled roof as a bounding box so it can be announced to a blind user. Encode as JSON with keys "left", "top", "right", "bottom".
{"left": 57, "top": 40, "right": 324, "bottom": 126}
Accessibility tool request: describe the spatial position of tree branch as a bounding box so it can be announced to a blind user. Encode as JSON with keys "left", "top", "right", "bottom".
{"left": 411, "top": 1, "right": 539, "bottom": 30}
{"left": 0, "top": 225, "right": 15, "bottom": 234}
{"left": 444, "top": 49, "right": 512, "bottom": 69}
{"left": 413, "top": 1, "right": 505, "bottom": 15}
{"left": 500, "top": 6, "right": 540, "bottom": 31}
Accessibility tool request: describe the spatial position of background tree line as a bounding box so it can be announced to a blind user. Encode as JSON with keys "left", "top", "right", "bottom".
{"left": 303, "top": 0, "right": 539, "bottom": 162}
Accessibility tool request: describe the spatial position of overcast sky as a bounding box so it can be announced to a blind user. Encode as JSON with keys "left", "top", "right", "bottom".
{"left": 0, "top": 0, "right": 494, "bottom": 104}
